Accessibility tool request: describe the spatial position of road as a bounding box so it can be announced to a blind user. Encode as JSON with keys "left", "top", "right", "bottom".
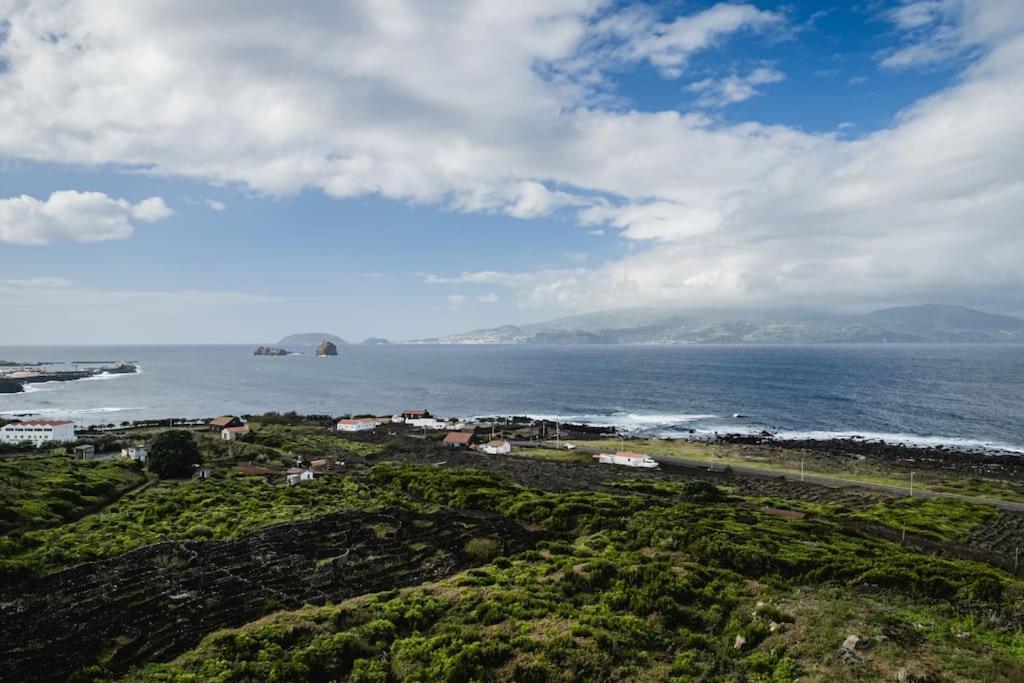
{"left": 517, "top": 440, "right": 1024, "bottom": 514}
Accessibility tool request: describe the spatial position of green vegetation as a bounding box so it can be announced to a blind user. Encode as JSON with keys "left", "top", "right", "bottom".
{"left": 0, "top": 473, "right": 399, "bottom": 579}
{"left": 4, "top": 424, "right": 1022, "bottom": 681}
{"left": 242, "top": 423, "right": 389, "bottom": 459}
{"left": 843, "top": 497, "right": 999, "bottom": 542}
{"left": 147, "top": 430, "right": 202, "bottom": 478}
{"left": 0, "top": 456, "right": 143, "bottom": 535}
{"left": 133, "top": 464, "right": 1024, "bottom": 682}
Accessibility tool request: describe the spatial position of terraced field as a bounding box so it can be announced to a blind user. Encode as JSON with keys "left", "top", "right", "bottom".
{"left": 0, "top": 508, "right": 539, "bottom": 681}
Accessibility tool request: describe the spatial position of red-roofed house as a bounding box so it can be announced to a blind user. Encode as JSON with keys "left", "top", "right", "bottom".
{"left": 442, "top": 431, "right": 475, "bottom": 448}
{"left": 593, "top": 451, "right": 658, "bottom": 468}
{"left": 336, "top": 417, "right": 379, "bottom": 432}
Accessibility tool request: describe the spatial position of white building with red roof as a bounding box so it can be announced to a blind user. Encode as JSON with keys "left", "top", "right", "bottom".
{"left": 336, "top": 417, "right": 379, "bottom": 432}
{"left": 0, "top": 419, "right": 76, "bottom": 446}
{"left": 594, "top": 451, "right": 659, "bottom": 469}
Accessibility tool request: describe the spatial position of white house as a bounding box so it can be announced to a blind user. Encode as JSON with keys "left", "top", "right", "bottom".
{"left": 480, "top": 439, "right": 511, "bottom": 455}
{"left": 594, "top": 451, "right": 659, "bottom": 469}
{"left": 0, "top": 419, "right": 75, "bottom": 446}
{"left": 121, "top": 445, "right": 148, "bottom": 463}
{"left": 390, "top": 414, "right": 406, "bottom": 424}
{"left": 336, "top": 417, "right": 379, "bottom": 432}
{"left": 221, "top": 425, "right": 250, "bottom": 441}
{"left": 407, "top": 417, "right": 446, "bottom": 430}
{"left": 286, "top": 468, "right": 315, "bottom": 486}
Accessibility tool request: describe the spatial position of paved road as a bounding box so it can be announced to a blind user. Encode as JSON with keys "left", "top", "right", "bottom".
{"left": 517, "top": 440, "right": 1024, "bottom": 514}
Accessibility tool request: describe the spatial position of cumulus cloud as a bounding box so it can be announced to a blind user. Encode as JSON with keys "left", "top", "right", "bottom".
{"left": 477, "top": 293, "right": 500, "bottom": 303}
{"left": 446, "top": 294, "right": 466, "bottom": 310}
{"left": 0, "top": 0, "right": 1020, "bottom": 312}
{"left": 205, "top": 199, "right": 227, "bottom": 211}
{"left": 0, "top": 191, "right": 172, "bottom": 245}
{"left": 686, "top": 66, "right": 785, "bottom": 107}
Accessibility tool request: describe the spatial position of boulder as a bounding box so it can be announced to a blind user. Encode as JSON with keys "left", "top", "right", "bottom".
{"left": 316, "top": 340, "right": 338, "bottom": 356}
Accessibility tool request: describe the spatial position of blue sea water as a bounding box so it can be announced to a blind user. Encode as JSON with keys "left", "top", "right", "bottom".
{"left": 1, "top": 344, "right": 1022, "bottom": 452}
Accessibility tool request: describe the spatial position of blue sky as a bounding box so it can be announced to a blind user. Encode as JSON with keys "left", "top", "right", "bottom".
{"left": 0, "top": 1, "right": 1020, "bottom": 343}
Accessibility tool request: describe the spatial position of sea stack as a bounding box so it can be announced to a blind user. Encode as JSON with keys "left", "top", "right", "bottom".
{"left": 316, "top": 340, "right": 338, "bottom": 356}
{"left": 254, "top": 346, "right": 290, "bottom": 356}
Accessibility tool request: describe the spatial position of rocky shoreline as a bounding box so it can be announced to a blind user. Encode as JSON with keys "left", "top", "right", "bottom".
{"left": 0, "top": 363, "right": 139, "bottom": 394}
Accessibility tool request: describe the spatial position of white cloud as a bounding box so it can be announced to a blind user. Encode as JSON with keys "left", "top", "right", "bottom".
{"left": 205, "top": 199, "right": 227, "bottom": 211}
{"left": 0, "top": 277, "right": 73, "bottom": 288}
{"left": 446, "top": 294, "right": 466, "bottom": 310}
{"left": 0, "top": 191, "right": 173, "bottom": 245}
{"left": 0, "top": 0, "right": 1020, "bottom": 313}
{"left": 595, "top": 4, "right": 784, "bottom": 78}
{"left": 477, "top": 293, "right": 500, "bottom": 303}
{"left": 686, "top": 66, "right": 784, "bottom": 107}
{"left": 880, "top": 0, "right": 1024, "bottom": 68}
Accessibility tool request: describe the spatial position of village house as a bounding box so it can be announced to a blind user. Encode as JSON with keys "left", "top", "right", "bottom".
{"left": 286, "top": 467, "right": 315, "bottom": 486}
{"left": 594, "top": 451, "right": 659, "bottom": 469}
{"left": 401, "top": 408, "right": 430, "bottom": 420}
{"left": 390, "top": 414, "right": 406, "bottom": 423}
{"left": 208, "top": 415, "right": 245, "bottom": 431}
{"left": 73, "top": 444, "right": 96, "bottom": 460}
{"left": 407, "top": 417, "right": 447, "bottom": 429}
{"left": 480, "top": 439, "right": 511, "bottom": 455}
{"left": 336, "top": 417, "right": 379, "bottom": 432}
{"left": 442, "top": 431, "right": 475, "bottom": 448}
{"left": 0, "top": 419, "right": 76, "bottom": 446}
{"left": 221, "top": 425, "right": 250, "bottom": 441}
{"left": 120, "top": 445, "right": 148, "bottom": 463}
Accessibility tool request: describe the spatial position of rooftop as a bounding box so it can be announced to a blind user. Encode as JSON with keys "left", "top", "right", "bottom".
{"left": 4, "top": 419, "right": 75, "bottom": 427}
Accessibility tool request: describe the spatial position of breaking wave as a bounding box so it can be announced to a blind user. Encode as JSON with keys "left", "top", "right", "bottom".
{"left": 521, "top": 411, "right": 1024, "bottom": 455}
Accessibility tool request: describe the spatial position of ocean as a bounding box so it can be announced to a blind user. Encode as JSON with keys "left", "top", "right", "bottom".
{"left": 1, "top": 344, "right": 1023, "bottom": 453}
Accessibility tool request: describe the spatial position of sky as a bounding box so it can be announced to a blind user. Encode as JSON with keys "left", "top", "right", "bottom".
{"left": 0, "top": 0, "right": 1021, "bottom": 344}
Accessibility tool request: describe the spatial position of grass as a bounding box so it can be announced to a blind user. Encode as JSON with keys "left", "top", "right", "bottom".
{"left": 843, "top": 497, "right": 999, "bottom": 542}
{"left": 0, "top": 456, "right": 144, "bottom": 535}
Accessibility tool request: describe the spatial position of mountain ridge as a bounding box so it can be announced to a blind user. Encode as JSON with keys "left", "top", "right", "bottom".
{"left": 408, "top": 305, "right": 1024, "bottom": 345}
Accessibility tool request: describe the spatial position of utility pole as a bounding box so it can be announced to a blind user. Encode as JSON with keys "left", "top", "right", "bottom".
{"left": 800, "top": 459, "right": 804, "bottom": 482}
{"left": 909, "top": 471, "right": 914, "bottom": 497}
{"left": 555, "top": 416, "right": 559, "bottom": 450}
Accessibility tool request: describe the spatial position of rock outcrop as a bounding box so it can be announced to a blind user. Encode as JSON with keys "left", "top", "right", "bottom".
{"left": 253, "top": 346, "right": 289, "bottom": 356}
{"left": 315, "top": 340, "right": 338, "bottom": 356}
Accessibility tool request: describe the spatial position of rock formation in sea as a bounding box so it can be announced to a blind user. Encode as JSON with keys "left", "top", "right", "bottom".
{"left": 253, "top": 346, "right": 290, "bottom": 356}
{"left": 316, "top": 340, "right": 339, "bottom": 356}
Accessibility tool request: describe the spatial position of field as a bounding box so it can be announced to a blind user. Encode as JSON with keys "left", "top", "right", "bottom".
{"left": 1, "top": 424, "right": 1023, "bottom": 681}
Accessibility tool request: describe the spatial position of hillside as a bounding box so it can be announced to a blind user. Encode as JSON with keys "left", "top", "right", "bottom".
{"left": 417, "top": 305, "right": 1024, "bottom": 345}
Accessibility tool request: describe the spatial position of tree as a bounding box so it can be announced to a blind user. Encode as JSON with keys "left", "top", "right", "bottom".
{"left": 147, "top": 430, "right": 201, "bottom": 478}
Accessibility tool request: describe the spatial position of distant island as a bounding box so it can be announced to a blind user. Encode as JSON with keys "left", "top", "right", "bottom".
{"left": 360, "top": 337, "right": 391, "bottom": 345}
{"left": 409, "top": 304, "right": 1024, "bottom": 345}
